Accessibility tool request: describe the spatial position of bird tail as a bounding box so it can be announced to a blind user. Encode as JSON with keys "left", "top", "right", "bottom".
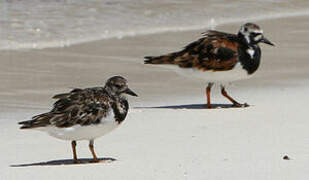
{"left": 18, "top": 112, "right": 52, "bottom": 129}
{"left": 18, "top": 120, "right": 36, "bottom": 129}
{"left": 144, "top": 51, "right": 182, "bottom": 65}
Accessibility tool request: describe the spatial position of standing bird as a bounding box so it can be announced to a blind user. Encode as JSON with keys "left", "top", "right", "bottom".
{"left": 144, "top": 23, "right": 274, "bottom": 108}
{"left": 18, "top": 76, "right": 138, "bottom": 163}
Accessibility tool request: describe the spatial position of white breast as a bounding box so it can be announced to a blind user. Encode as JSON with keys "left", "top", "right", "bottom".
{"left": 157, "top": 63, "right": 251, "bottom": 84}
{"left": 40, "top": 110, "right": 119, "bottom": 141}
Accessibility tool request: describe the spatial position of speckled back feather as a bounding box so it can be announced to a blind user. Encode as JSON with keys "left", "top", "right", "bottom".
{"left": 144, "top": 30, "right": 239, "bottom": 71}
{"left": 19, "top": 87, "right": 112, "bottom": 129}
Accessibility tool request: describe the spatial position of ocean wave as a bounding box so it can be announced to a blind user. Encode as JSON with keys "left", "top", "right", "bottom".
{"left": 1, "top": 0, "right": 309, "bottom": 50}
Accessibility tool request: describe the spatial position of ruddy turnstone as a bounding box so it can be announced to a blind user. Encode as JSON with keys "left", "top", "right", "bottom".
{"left": 144, "top": 23, "right": 274, "bottom": 108}
{"left": 18, "top": 76, "right": 138, "bottom": 163}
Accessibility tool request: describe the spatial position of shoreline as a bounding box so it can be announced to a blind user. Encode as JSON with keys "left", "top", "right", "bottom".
{"left": 2, "top": 12, "right": 309, "bottom": 52}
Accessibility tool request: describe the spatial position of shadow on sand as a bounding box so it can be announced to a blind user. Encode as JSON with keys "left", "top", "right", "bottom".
{"left": 135, "top": 103, "right": 250, "bottom": 110}
{"left": 11, "top": 157, "right": 116, "bottom": 167}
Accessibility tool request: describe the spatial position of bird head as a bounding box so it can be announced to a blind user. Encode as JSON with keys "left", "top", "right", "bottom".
{"left": 238, "top": 23, "right": 274, "bottom": 46}
{"left": 105, "top": 76, "right": 138, "bottom": 98}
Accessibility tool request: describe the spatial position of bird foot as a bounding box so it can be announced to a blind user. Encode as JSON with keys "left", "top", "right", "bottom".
{"left": 90, "top": 159, "right": 100, "bottom": 163}
{"left": 232, "top": 103, "right": 249, "bottom": 108}
{"left": 73, "top": 160, "right": 81, "bottom": 164}
{"left": 205, "top": 104, "right": 213, "bottom": 109}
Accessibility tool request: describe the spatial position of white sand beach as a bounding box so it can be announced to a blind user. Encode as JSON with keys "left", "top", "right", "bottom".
{"left": 1, "top": 14, "right": 309, "bottom": 180}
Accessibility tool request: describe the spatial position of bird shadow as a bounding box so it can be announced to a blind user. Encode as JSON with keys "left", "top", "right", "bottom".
{"left": 10, "top": 157, "right": 116, "bottom": 167}
{"left": 135, "top": 103, "right": 250, "bottom": 109}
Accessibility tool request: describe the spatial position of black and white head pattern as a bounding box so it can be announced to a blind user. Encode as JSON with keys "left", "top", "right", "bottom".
{"left": 239, "top": 23, "right": 264, "bottom": 45}
{"left": 238, "top": 23, "right": 274, "bottom": 58}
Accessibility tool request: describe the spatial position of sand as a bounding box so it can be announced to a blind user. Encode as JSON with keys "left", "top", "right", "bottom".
{"left": 1, "top": 16, "right": 309, "bottom": 180}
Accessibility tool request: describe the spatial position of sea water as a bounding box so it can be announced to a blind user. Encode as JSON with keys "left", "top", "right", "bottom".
{"left": 0, "top": 0, "right": 309, "bottom": 50}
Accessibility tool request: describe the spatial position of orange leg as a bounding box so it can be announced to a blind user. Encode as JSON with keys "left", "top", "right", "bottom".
{"left": 89, "top": 140, "right": 99, "bottom": 163}
{"left": 221, "top": 86, "right": 248, "bottom": 107}
{"left": 206, "top": 83, "right": 214, "bottom": 108}
{"left": 71, "top": 141, "right": 79, "bottom": 163}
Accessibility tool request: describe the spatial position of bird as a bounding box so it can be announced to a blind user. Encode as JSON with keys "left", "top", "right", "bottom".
{"left": 18, "top": 76, "right": 138, "bottom": 163}
{"left": 144, "top": 23, "right": 274, "bottom": 108}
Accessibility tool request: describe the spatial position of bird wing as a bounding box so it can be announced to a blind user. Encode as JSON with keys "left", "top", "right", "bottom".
{"left": 144, "top": 30, "right": 239, "bottom": 71}
{"left": 19, "top": 87, "right": 112, "bottom": 129}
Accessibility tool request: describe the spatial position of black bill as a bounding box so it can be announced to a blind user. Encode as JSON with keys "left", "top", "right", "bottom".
{"left": 261, "top": 37, "right": 275, "bottom": 46}
{"left": 124, "top": 88, "right": 138, "bottom": 97}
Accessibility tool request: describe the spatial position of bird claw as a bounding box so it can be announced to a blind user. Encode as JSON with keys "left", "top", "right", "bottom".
{"left": 73, "top": 160, "right": 81, "bottom": 164}
{"left": 90, "top": 159, "right": 100, "bottom": 163}
{"left": 232, "top": 103, "right": 249, "bottom": 108}
{"left": 206, "top": 104, "right": 213, "bottom": 109}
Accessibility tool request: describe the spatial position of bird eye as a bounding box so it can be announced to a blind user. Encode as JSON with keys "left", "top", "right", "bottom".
{"left": 251, "top": 32, "right": 260, "bottom": 36}
{"left": 115, "top": 84, "right": 122, "bottom": 88}
{"left": 244, "top": 27, "right": 248, "bottom": 32}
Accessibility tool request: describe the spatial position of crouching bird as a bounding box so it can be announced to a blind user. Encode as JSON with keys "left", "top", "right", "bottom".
{"left": 145, "top": 23, "right": 274, "bottom": 108}
{"left": 19, "top": 76, "right": 138, "bottom": 163}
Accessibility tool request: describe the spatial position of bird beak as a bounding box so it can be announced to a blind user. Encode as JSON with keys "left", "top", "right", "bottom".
{"left": 124, "top": 88, "right": 138, "bottom": 97}
{"left": 261, "top": 36, "right": 275, "bottom": 46}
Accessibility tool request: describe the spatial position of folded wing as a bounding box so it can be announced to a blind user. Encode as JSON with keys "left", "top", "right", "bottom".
{"left": 19, "top": 88, "right": 111, "bottom": 129}
{"left": 144, "top": 30, "right": 239, "bottom": 71}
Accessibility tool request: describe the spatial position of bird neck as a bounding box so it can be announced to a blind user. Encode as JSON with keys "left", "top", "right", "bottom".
{"left": 237, "top": 32, "right": 260, "bottom": 47}
{"left": 237, "top": 42, "right": 261, "bottom": 75}
{"left": 236, "top": 32, "right": 261, "bottom": 74}
{"left": 104, "top": 86, "right": 114, "bottom": 96}
{"left": 102, "top": 87, "right": 129, "bottom": 124}
{"left": 111, "top": 97, "right": 129, "bottom": 124}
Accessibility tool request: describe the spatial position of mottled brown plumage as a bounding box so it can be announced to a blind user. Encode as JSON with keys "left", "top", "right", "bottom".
{"left": 19, "top": 76, "right": 138, "bottom": 129}
{"left": 145, "top": 30, "right": 239, "bottom": 71}
{"left": 19, "top": 87, "right": 112, "bottom": 128}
